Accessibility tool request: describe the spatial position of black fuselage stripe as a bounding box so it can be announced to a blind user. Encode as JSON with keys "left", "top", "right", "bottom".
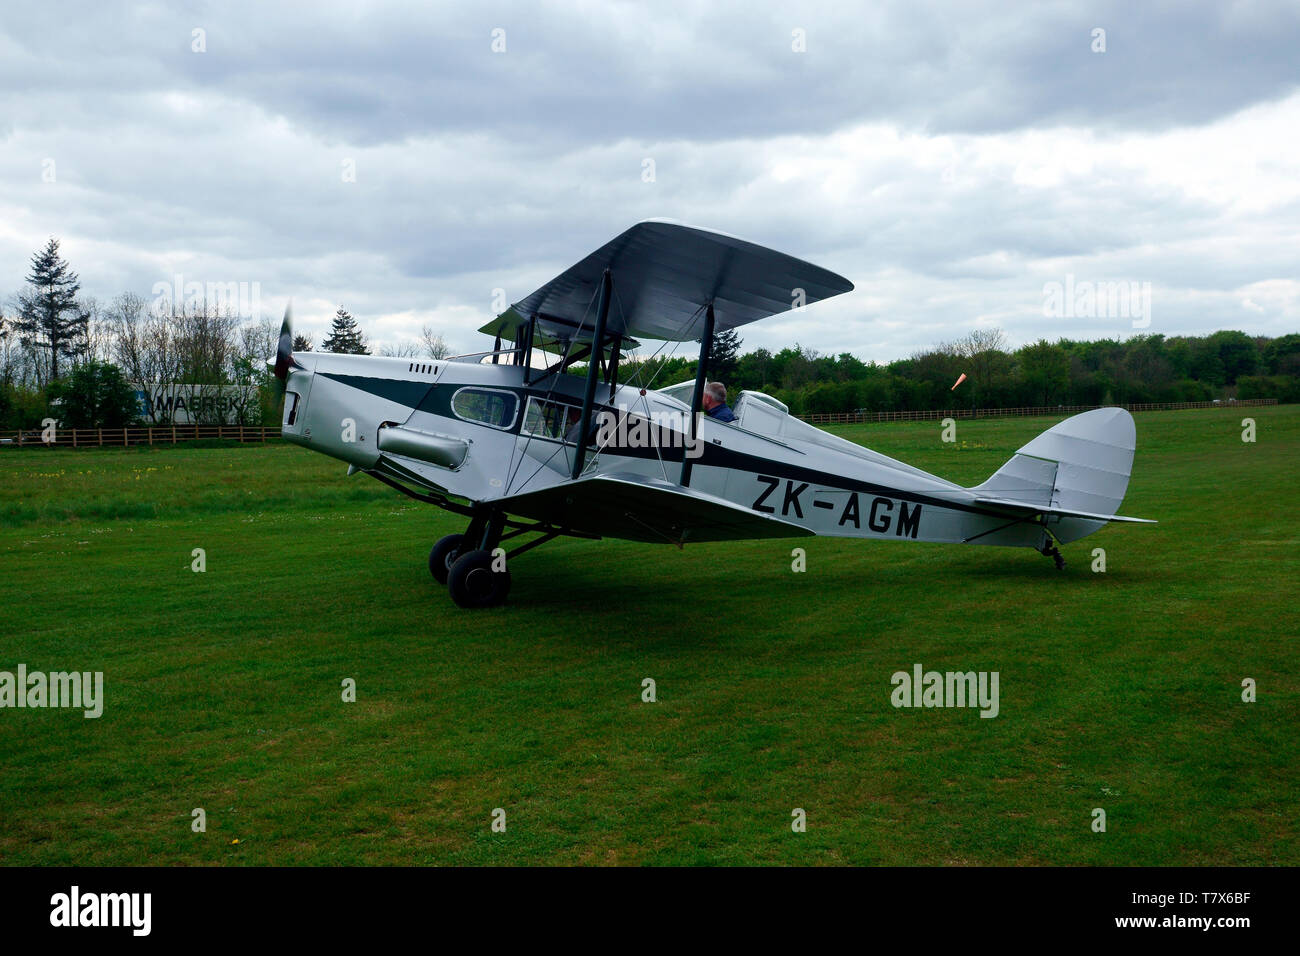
{"left": 321, "top": 372, "right": 1024, "bottom": 521}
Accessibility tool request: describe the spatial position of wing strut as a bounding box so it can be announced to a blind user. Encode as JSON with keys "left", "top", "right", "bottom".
{"left": 519, "top": 314, "right": 536, "bottom": 375}
{"left": 679, "top": 301, "right": 714, "bottom": 487}
{"left": 572, "top": 268, "right": 613, "bottom": 479}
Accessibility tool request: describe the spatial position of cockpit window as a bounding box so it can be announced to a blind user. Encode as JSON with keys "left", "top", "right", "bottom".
{"left": 521, "top": 397, "right": 583, "bottom": 443}
{"left": 451, "top": 387, "right": 518, "bottom": 430}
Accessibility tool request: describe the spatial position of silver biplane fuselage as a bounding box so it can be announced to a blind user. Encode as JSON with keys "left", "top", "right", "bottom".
{"left": 272, "top": 222, "right": 1152, "bottom": 607}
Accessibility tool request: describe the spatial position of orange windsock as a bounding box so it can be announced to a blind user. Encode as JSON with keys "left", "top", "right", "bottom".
{"left": 951, "top": 373, "right": 967, "bottom": 391}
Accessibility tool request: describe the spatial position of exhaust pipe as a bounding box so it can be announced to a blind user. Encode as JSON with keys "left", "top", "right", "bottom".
{"left": 376, "top": 424, "right": 469, "bottom": 470}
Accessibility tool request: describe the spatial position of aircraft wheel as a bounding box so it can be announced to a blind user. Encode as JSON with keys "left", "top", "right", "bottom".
{"left": 447, "top": 549, "right": 511, "bottom": 609}
{"left": 429, "top": 534, "right": 465, "bottom": 585}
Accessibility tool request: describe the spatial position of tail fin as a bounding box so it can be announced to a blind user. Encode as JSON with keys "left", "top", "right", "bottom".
{"left": 971, "top": 407, "right": 1148, "bottom": 543}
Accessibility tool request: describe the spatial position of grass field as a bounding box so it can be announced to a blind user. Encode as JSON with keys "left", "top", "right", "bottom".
{"left": 1, "top": 406, "right": 1296, "bottom": 865}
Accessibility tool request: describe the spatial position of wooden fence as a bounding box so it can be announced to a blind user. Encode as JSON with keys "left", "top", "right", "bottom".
{"left": 796, "top": 398, "right": 1279, "bottom": 425}
{"left": 0, "top": 424, "right": 282, "bottom": 448}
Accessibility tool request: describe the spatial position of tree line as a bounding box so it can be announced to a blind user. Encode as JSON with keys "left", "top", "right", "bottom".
{"left": 631, "top": 325, "right": 1300, "bottom": 415}
{"left": 3, "top": 237, "right": 1297, "bottom": 430}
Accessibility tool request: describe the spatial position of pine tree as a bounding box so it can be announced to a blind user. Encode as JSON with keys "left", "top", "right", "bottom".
{"left": 321, "top": 308, "right": 369, "bottom": 354}
{"left": 292, "top": 333, "right": 313, "bottom": 352}
{"left": 709, "top": 326, "right": 742, "bottom": 384}
{"left": 16, "top": 238, "right": 89, "bottom": 379}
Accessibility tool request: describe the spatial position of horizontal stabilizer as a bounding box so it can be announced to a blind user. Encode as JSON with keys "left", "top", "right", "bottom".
{"left": 973, "top": 496, "right": 1157, "bottom": 525}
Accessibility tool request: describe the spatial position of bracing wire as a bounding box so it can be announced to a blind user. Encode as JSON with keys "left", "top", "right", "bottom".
{"left": 504, "top": 286, "right": 600, "bottom": 495}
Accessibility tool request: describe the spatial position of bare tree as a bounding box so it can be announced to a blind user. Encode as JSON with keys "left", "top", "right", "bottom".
{"left": 0, "top": 296, "right": 47, "bottom": 388}
{"left": 0, "top": 306, "right": 16, "bottom": 387}
{"left": 172, "top": 302, "right": 240, "bottom": 425}
{"left": 948, "top": 328, "right": 1010, "bottom": 406}
{"left": 228, "top": 317, "right": 278, "bottom": 424}
{"left": 957, "top": 328, "right": 1009, "bottom": 358}
{"left": 108, "top": 292, "right": 147, "bottom": 383}
{"left": 0, "top": 306, "right": 10, "bottom": 385}
{"left": 380, "top": 340, "right": 422, "bottom": 358}
{"left": 81, "top": 297, "right": 115, "bottom": 365}
{"left": 237, "top": 318, "right": 278, "bottom": 373}
{"left": 421, "top": 324, "right": 452, "bottom": 359}
{"left": 110, "top": 298, "right": 267, "bottom": 425}
{"left": 66, "top": 296, "right": 100, "bottom": 367}
{"left": 109, "top": 293, "right": 184, "bottom": 423}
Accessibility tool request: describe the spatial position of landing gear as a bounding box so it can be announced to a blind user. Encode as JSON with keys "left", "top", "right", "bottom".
{"left": 429, "top": 534, "right": 464, "bottom": 585}
{"left": 1038, "top": 539, "right": 1066, "bottom": 570}
{"left": 447, "top": 549, "right": 512, "bottom": 608}
{"left": 437, "top": 507, "right": 509, "bottom": 608}
{"left": 428, "top": 505, "right": 594, "bottom": 608}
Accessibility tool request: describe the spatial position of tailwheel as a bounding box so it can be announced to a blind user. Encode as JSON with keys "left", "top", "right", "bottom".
{"left": 447, "top": 549, "right": 511, "bottom": 608}
{"left": 1038, "top": 541, "right": 1066, "bottom": 571}
{"left": 429, "top": 534, "right": 465, "bottom": 585}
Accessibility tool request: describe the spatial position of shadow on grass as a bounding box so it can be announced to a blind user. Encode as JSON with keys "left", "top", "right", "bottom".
{"left": 956, "top": 560, "right": 1159, "bottom": 584}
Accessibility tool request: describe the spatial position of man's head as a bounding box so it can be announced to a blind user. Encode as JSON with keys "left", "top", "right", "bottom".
{"left": 703, "top": 381, "right": 727, "bottom": 410}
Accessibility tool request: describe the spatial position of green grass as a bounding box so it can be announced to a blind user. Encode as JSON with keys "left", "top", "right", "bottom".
{"left": 0, "top": 406, "right": 1295, "bottom": 865}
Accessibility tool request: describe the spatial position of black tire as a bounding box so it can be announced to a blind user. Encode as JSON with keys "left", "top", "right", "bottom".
{"left": 447, "top": 549, "right": 511, "bottom": 609}
{"left": 429, "top": 534, "right": 465, "bottom": 585}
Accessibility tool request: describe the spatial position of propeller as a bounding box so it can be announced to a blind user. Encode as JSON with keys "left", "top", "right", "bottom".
{"left": 272, "top": 301, "right": 298, "bottom": 394}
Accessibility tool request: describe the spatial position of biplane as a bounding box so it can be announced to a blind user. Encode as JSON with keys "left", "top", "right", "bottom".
{"left": 272, "top": 220, "right": 1153, "bottom": 607}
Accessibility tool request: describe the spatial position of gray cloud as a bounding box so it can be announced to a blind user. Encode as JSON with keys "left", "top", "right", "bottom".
{"left": 1, "top": 0, "right": 1297, "bottom": 361}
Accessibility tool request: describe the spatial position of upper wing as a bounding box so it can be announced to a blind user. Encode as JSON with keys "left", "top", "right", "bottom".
{"left": 494, "top": 472, "right": 814, "bottom": 544}
{"left": 478, "top": 220, "right": 854, "bottom": 345}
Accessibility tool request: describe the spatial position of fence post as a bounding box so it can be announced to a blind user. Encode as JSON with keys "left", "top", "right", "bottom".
{"left": 98, "top": 429, "right": 103, "bottom": 447}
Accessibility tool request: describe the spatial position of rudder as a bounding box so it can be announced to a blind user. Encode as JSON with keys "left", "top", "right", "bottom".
{"left": 972, "top": 407, "right": 1137, "bottom": 543}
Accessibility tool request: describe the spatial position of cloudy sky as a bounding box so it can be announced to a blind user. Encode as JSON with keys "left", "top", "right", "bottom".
{"left": 2, "top": 0, "right": 1297, "bottom": 362}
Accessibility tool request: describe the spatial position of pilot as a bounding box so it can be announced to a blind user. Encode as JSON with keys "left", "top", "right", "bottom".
{"left": 562, "top": 405, "right": 601, "bottom": 445}
{"left": 561, "top": 406, "right": 584, "bottom": 443}
{"left": 702, "top": 381, "right": 737, "bottom": 423}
